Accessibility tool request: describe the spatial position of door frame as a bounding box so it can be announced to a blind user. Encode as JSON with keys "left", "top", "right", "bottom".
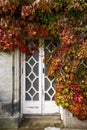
{"left": 21, "top": 39, "right": 60, "bottom": 115}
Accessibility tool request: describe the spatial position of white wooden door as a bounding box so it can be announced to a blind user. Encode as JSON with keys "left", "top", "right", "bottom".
{"left": 22, "top": 39, "right": 59, "bottom": 114}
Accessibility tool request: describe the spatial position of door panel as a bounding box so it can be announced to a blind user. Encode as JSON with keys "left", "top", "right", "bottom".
{"left": 43, "top": 39, "right": 59, "bottom": 113}
{"left": 22, "top": 39, "right": 59, "bottom": 114}
{"left": 23, "top": 39, "right": 41, "bottom": 114}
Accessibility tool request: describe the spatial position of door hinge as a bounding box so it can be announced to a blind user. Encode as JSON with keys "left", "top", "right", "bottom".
{"left": 43, "top": 68, "right": 45, "bottom": 73}
{"left": 22, "top": 67, "right": 23, "bottom": 74}
{"left": 12, "top": 66, "right": 15, "bottom": 74}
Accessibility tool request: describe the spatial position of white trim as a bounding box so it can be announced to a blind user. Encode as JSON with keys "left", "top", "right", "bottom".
{"left": 21, "top": 52, "right": 25, "bottom": 116}
{"left": 22, "top": 53, "right": 26, "bottom": 114}
{"left": 42, "top": 46, "right": 45, "bottom": 114}
{"left": 39, "top": 46, "right": 43, "bottom": 114}
{"left": 13, "top": 50, "right": 20, "bottom": 103}
{"left": 12, "top": 49, "right": 20, "bottom": 116}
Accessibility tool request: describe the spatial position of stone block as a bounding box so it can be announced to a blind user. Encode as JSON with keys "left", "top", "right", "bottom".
{"left": 63, "top": 116, "right": 87, "bottom": 129}
{"left": 0, "top": 91, "right": 12, "bottom": 102}
{"left": 62, "top": 109, "right": 87, "bottom": 129}
{"left": 0, "top": 53, "right": 12, "bottom": 91}
{"left": 0, "top": 115, "right": 20, "bottom": 128}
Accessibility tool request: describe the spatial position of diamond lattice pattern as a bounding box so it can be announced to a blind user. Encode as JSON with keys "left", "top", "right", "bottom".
{"left": 25, "top": 39, "right": 39, "bottom": 101}
{"left": 25, "top": 39, "right": 58, "bottom": 101}
{"left": 44, "top": 39, "right": 57, "bottom": 101}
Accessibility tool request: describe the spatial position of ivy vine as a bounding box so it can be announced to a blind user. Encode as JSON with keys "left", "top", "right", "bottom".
{"left": 0, "top": 0, "right": 87, "bottom": 120}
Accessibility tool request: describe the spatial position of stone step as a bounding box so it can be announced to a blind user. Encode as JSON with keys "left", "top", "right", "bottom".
{"left": 0, "top": 114, "right": 86, "bottom": 130}
{"left": 18, "top": 114, "right": 63, "bottom": 130}
{"left": 45, "top": 128, "right": 87, "bottom": 130}
{"left": 61, "top": 129, "right": 87, "bottom": 130}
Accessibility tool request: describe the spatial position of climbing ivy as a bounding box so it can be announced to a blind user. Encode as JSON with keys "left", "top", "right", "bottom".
{"left": 0, "top": 0, "right": 87, "bottom": 120}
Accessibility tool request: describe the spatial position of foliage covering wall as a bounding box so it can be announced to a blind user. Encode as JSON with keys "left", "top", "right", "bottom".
{"left": 0, "top": 0, "right": 87, "bottom": 120}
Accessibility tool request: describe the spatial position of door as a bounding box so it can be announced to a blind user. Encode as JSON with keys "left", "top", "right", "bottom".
{"left": 22, "top": 39, "right": 59, "bottom": 114}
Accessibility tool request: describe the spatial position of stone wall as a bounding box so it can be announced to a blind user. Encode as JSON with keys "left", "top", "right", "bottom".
{"left": 0, "top": 53, "right": 13, "bottom": 117}
{"left": 0, "top": 51, "right": 21, "bottom": 128}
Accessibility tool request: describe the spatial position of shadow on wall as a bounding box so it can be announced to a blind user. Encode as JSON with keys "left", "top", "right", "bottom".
{"left": 1, "top": 102, "right": 19, "bottom": 115}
